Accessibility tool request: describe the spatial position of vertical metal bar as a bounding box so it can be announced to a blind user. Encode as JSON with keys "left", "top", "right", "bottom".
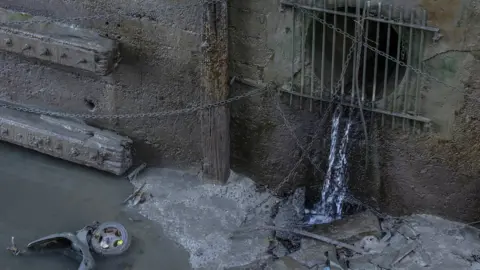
{"left": 300, "top": 11, "right": 306, "bottom": 109}
{"left": 290, "top": 7, "right": 296, "bottom": 106}
{"left": 351, "top": 1, "right": 360, "bottom": 106}
{"left": 414, "top": 10, "right": 426, "bottom": 130}
{"left": 310, "top": 0, "right": 317, "bottom": 112}
{"left": 391, "top": 8, "right": 403, "bottom": 129}
{"left": 403, "top": 10, "right": 414, "bottom": 131}
{"left": 371, "top": 2, "right": 381, "bottom": 125}
{"left": 330, "top": 0, "right": 337, "bottom": 100}
{"left": 361, "top": 2, "right": 370, "bottom": 102}
{"left": 320, "top": 0, "right": 327, "bottom": 108}
{"left": 382, "top": 5, "right": 392, "bottom": 127}
{"left": 341, "top": 0, "right": 348, "bottom": 99}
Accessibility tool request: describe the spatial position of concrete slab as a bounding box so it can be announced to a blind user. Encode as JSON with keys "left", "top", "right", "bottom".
{"left": 0, "top": 105, "right": 132, "bottom": 175}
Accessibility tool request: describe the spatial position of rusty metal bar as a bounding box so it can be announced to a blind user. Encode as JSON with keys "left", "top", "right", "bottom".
{"left": 382, "top": 4, "right": 392, "bottom": 126}
{"left": 350, "top": 1, "right": 360, "bottom": 106}
{"left": 414, "top": 9, "right": 426, "bottom": 130}
{"left": 361, "top": 2, "right": 370, "bottom": 102}
{"left": 341, "top": 0, "right": 348, "bottom": 99}
{"left": 280, "top": 1, "right": 439, "bottom": 32}
{"left": 371, "top": 2, "right": 381, "bottom": 126}
{"left": 310, "top": 0, "right": 317, "bottom": 111}
{"left": 392, "top": 8, "right": 403, "bottom": 129}
{"left": 330, "top": 0, "right": 338, "bottom": 100}
{"left": 280, "top": 87, "right": 431, "bottom": 123}
{"left": 403, "top": 10, "right": 415, "bottom": 131}
{"left": 320, "top": 0, "right": 327, "bottom": 107}
{"left": 290, "top": 6, "right": 296, "bottom": 106}
{"left": 300, "top": 11, "right": 306, "bottom": 108}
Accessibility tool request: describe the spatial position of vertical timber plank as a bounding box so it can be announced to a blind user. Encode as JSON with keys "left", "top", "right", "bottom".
{"left": 201, "top": 0, "right": 230, "bottom": 184}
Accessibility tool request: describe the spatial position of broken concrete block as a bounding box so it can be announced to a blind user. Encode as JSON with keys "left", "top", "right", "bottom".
{"left": 347, "top": 255, "right": 378, "bottom": 270}
{"left": 272, "top": 242, "right": 289, "bottom": 258}
{"left": 397, "top": 224, "right": 420, "bottom": 240}
{"left": 265, "top": 257, "right": 309, "bottom": 270}
{"left": 369, "top": 242, "right": 417, "bottom": 269}
{"left": 311, "top": 211, "right": 382, "bottom": 243}
{"left": 288, "top": 238, "right": 332, "bottom": 268}
{"left": 0, "top": 106, "right": 132, "bottom": 175}
{"left": 0, "top": 8, "right": 120, "bottom": 75}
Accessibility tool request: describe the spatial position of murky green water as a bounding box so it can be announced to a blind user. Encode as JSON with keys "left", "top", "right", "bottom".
{"left": 0, "top": 142, "right": 191, "bottom": 270}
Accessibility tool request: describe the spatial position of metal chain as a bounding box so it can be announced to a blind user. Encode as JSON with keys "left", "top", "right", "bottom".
{"left": 1, "top": 14, "right": 116, "bottom": 26}
{"left": 0, "top": 86, "right": 269, "bottom": 119}
{"left": 275, "top": 9, "right": 366, "bottom": 192}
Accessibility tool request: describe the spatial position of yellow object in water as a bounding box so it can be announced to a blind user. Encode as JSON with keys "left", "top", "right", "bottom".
{"left": 116, "top": 240, "right": 124, "bottom": 246}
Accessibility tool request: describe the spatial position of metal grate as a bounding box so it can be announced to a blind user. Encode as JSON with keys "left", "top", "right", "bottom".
{"left": 280, "top": 0, "right": 439, "bottom": 130}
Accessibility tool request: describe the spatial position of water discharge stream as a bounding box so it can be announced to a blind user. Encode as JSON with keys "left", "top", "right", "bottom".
{"left": 307, "top": 106, "right": 352, "bottom": 224}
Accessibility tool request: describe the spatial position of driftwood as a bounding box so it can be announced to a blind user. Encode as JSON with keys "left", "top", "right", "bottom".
{"left": 127, "top": 163, "right": 147, "bottom": 181}
{"left": 122, "top": 182, "right": 146, "bottom": 205}
{"left": 235, "top": 225, "right": 365, "bottom": 254}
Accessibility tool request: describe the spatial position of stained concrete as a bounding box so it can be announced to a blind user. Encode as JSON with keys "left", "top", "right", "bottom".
{"left": 0, "top": 142, "right": 191, "bottom": 270}
{"left": 0, "top": 0, "right": 480, "bottom": 223}
{"left": 130, "top": 168, "right": 280, "bottom": 269}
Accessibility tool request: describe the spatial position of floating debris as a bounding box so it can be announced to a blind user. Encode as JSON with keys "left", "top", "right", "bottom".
{"left": 6, "top": 236, "right": 22, "bottom": 256}
{"left": 127, "top": 163, "right": 147, "bottom": 181}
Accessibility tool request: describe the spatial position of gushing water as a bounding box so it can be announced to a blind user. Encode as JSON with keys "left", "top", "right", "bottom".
{"left": 307, "top": 107, "right": 352, "bottom": 224}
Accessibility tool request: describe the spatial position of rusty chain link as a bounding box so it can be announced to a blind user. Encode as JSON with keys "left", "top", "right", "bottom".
{"left": 0, "top": 85, "right": 270, "bottom": 119}
{"left": 0, "top": 2, "right": 463, "bottom": 121}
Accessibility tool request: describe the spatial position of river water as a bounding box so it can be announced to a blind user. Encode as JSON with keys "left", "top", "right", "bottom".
{"left": 0, "top": 142, "right": 191, "bottom": 270}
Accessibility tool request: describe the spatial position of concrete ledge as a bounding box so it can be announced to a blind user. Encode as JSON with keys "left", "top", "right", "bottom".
{"left": 0, "top": 106, "right": 132, "bottom": 175}
{"left": 0, "top": 8, "right": 119, "bottom": 75}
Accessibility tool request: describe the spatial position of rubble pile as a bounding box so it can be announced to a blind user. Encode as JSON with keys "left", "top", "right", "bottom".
{"left": 263, "top": 210, "right": 480, "bottom": 270}
{"left": 129, "top": 170, "right": 480, "bottom": 270}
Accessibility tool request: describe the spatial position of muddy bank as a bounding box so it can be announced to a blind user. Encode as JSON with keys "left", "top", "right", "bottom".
{"left": 0, "top": 142, "right": 191, "bottom": 270}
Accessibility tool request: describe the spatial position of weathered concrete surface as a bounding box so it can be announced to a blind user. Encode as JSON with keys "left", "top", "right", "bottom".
{"left": 0, "top": 142, "right": 191, "bottom": 270}
{"left": 229, "top": 0, "right": 480, "bottom": 223}
{"left": 0, "top": 106, "right": 132, "bottom": 175}
{"left": 2, "top": 0, "right": 480, "bottom": 223}
{"left": 130, "top": 168, "right": 280, "bottom": 269}
{"left": 0, "top": 8, "right": 120, "bottom": 75}
{"left": 0, "top": 1, "right": 204, "bottom": 167}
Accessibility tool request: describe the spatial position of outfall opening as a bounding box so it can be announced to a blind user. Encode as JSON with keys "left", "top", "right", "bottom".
{"left": 301, "top": 6, "right": 410, "bottom": 224}
{"left": 305, "top": 7, "right": 407, "bottom": 103}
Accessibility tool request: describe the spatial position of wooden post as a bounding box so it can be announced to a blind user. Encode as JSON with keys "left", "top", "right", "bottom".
{"left": 200, "top": 0, "right": 230, "bottom": 184}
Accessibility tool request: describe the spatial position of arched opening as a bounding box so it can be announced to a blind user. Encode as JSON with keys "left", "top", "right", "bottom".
{"left": 305, "top": 7, "right": 407, "bottom": 103}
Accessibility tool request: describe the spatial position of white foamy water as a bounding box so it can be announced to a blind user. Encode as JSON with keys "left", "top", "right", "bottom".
{"left": 307, "top": 107, "right": 352, "bottom": 224}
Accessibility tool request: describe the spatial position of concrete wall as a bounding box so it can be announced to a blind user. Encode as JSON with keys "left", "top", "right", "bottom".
{"left": 2, "top": 0, "right": 480, "bottom": 221}
{"left": 230, "top": 0, "right": 480, "bottom": 223}
{"left": 0, "top": 0, "right": 205, "bottom": 166}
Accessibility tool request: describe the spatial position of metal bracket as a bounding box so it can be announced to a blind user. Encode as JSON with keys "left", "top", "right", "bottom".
{"left": 0, "top": 9, "right": 120, "bottom": 76}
